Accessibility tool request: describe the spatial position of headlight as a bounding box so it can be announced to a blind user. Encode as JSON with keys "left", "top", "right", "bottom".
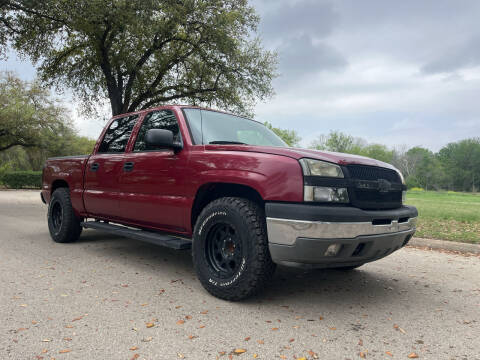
{"left": 304, "top": 186, "right": 349, "bottom": 203}
{"left": 299, "top": 158, "right": 344, "bottom": 178}
{"left": 300, "top": 159, "right": 349, "bottom": 203}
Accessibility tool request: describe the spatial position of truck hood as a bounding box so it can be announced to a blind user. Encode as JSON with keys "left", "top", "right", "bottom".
{"left": 204, "top": 144, "right": 397, "bottom": 171}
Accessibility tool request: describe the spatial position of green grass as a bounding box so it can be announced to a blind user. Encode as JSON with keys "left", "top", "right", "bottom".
{"left": 406, "top": 190, "right": 480, "bottom": 244}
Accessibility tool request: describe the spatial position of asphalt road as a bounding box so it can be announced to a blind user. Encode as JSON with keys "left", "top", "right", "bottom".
{"left": 1, "top": 190, "right": 479, "bottom": 360}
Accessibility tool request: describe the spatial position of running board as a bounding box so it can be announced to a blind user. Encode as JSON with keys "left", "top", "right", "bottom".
{"left": 80, "top": 221, "right": 192, "bottom": 250}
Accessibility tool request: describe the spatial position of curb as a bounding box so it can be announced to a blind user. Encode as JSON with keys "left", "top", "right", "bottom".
{"left": 0, "top": 189, "right": 40, "bottom": 191}
{"left": 410, "top": 237, "right": 480, "bottom": 254}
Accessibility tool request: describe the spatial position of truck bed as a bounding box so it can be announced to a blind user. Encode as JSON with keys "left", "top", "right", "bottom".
{"left": 42, "top": 155, "right": 90, "bottom": 214}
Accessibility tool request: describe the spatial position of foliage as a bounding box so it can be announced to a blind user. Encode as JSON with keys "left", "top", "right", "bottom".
{"left": 2, "top": 0, "right": 277, "bottom": 117}
{"left": 310, "top": 131, "right": 393, "bottom": 163}
{"left": 0, "top": 72, "right": 96, "bottom": 170}
{"left": 401, "top": 147, "right": 441, "bottom": 191}
{"left": 406, "top": 190, "right": 480, "bottom": 244}
{"left": 310, "top": 131, "right": 364, "bottom": 153}
{"left": 437, "top": 138, "right": 480, "bottom": 192}
{"left": 0, "top": 160, "right": 11, "bottom": 184}
{"left": 0, "top": 134, "right": 96, "bottom": 171}
{"left": 1, "top": 170, "right": 42, "bottom": 188}
{"left": 264, "top": 121, "right": 301, "bottom": 147}
{"left": 0, "top": 72, "right": 70, "bottom": 152}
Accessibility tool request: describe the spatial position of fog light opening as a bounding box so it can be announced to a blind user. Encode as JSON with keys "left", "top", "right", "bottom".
{"left": 352, "top": 243, "right": 365, "bottom": 257}
{"left": 324, "top": 243, "right": 342, "bottom": 257}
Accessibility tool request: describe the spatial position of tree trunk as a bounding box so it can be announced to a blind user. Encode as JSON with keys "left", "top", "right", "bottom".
{"left": 109, "top": 91, "right": 124, "bottom": 116}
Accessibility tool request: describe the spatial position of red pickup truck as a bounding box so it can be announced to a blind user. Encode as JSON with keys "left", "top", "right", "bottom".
{"left": 42, "top": 105, "right": 417, "bottom": 300}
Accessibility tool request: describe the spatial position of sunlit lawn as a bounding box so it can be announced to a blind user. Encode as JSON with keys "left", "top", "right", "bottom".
{"left": 406, "top": 190, "right": 480, "bottom": 244}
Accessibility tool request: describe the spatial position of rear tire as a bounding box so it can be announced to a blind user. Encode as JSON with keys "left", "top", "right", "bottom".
{"left": 47, "top": 188, "right": 82, "bottom": 243}
{"left": 192, "top": 197, "right": 276, "bottom": 301}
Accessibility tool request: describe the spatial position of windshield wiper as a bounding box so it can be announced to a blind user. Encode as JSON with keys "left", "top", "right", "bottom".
{"left": 209, "top": 141, "right": 247, "bottom": 145}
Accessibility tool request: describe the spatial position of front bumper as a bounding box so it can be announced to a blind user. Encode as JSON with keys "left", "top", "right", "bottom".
{"left": 266, "top": 203, "right": 417, "bottom": 268}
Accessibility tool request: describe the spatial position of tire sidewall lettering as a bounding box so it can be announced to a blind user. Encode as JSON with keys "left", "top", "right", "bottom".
{"left": 198, "top": 211, "right": 227, "bottom": 236}
{"left": 208, "top": 257, "right": 246, "bottom": 288}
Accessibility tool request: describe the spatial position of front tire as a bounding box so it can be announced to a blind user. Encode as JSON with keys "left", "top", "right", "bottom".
{"left": 192, "top": 197, "right": 276, "bottom": 301}
{"left": 47, "top": 188, "right": 82, "bottom": 243}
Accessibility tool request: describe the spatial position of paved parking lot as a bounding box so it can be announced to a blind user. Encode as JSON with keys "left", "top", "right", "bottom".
{"left": 1, "top": 190, "right": 479, "bottom": 359}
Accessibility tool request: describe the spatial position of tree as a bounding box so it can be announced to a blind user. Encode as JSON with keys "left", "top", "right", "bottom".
{"left": 0, "top": 72, "right": 96, "bottom": 170}
{"left": 438, "top": 138, "right": 480, "bottom": 192}
{"left": 264, "top": 121, "right": 301, "bottom": 147}
{"left": 310, "top": 131, "right": 366, "bottom": 154}
{"left": 0, "top": 72, "right": 68, "bottom": 152}
{"left": 403, "top": 147, "right": 443, "bottom": 190}
{"left": 391, "top": 145, "right": 417, "bottom": 179}
{"left": 2, "top": 0, "right": 277, "bottom": 117}
{"left": 361, "top": 144, "right": 393, "bottom": 164}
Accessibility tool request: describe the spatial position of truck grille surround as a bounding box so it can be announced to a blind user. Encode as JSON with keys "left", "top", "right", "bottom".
{"left": 345, "top": 165, "right": 403, "bottom": 210}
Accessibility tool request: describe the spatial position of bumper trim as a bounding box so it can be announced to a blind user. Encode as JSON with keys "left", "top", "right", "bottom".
{"left": 269, "top": 229, "right": 415, "bottom": 268}
{"left": 267, "top": 216, "right": 417, "bottom": 246}
{"left": 265, "top": 203, "right": 417, "bottom": 222}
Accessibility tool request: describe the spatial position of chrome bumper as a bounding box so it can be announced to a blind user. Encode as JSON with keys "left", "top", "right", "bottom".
{"left": 267, "top": 217, "right": 417, "bottom": 246}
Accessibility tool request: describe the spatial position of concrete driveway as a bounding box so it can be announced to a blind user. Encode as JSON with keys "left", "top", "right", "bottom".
{"left": 0, "top": 190, "right": 479, "bottom": 360}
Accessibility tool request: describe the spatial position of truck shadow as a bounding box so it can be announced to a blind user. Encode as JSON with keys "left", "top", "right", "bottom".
{"left": 77, "top": 229, "right": 408, "bottom": 309}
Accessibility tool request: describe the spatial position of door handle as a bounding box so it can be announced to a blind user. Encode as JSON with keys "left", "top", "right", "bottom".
{"left": 123, "top": 162, "right": 134, "bottom": 172}
{"left": 90, "top": 163, "right": 99, "bottom": 171}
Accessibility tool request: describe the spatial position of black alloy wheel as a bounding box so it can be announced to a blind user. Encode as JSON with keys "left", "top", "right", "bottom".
{"left": 205, "top": 223, "right": 242, "bottom": 278}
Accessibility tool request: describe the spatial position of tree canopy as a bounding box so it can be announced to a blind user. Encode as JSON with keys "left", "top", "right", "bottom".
{"left": 310, "top": 130, "right": 393, "bottom": 163}
{"left": 1, "top": 0, "right": 277, "bottom": 117}
{"left": 0, "top": 72, "right": 68, "bottom": 152}
{"left": 0, "top": 72, "right": 96, "bottom": 171}
{"left": 264, "top": 121, "right": 301, "bottom": 147}
{"left": 438, "top": 139, "right": 480, "bottom": 192}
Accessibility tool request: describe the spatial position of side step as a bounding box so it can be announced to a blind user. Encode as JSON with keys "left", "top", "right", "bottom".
{"left": 80, "top": 221, "right": 192, "bottom": 250}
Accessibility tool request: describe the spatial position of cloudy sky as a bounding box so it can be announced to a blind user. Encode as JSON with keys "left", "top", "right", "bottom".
{"left": 2, "top": 0, "right": 480, "bottom": 150}
{"left": 253, "top": 0, "right": 480, "bottom": 150}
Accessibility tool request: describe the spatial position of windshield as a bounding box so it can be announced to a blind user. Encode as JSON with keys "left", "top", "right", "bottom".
{"left": 183, "top": 108, "right": 287, "bottom": 147}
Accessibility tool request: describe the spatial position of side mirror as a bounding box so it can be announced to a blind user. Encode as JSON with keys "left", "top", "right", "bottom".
{"left": 145, "top": 129, "right": 182, "bottom": 151}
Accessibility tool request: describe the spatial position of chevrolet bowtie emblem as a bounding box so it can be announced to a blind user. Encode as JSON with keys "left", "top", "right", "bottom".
{"left": 378, "top": 179, "right": 392, "bottom": 193}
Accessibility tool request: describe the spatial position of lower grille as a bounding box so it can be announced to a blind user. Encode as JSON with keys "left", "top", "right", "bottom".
{"left": 353, "top": 189, "right": 402, "bottom": 209}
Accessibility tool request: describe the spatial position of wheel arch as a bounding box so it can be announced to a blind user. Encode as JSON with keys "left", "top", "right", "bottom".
{"left": 51, "top": 179, "right": 69, "bottom": 194}
{"left": 191, "top": 182, "right": 264, "bottom": 230}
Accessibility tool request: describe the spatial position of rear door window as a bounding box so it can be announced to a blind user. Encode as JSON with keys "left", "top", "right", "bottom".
{"left": 98, "top": 115, "right": 138, "bottom": 153}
